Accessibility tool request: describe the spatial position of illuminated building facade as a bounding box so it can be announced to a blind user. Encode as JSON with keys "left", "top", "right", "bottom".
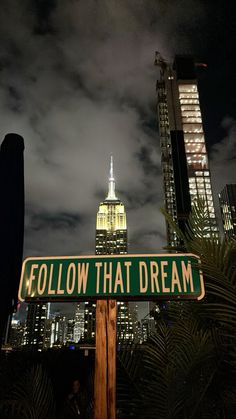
{"left": 50, "top": 315, "right": 67, "bottom": 347}
{"left": 23, "top": 303, "right": 47, "bottom": 350}
{"left": 73, "top": 303, "right": 85, "bottom": 343}
{"left": 9, "top": 319, "right": 24, "bottom": 349}
{"left": 140, "top": 317, "right": 156, "bottom": 342}
{"left": 95, "top": 156, "right": 127, "bottom": 254}
{"left": 156, "top": 54, "right": 218, "bottom": 245}
{"left": 66, "top": 318, "right": 75, "bottom": 342}
{"left": 84, "top": 301, "right": 96, "bottom": 342}
{"left": 117, "top": 301, "right": 139, "bottom": 342}
{"left": 219, "top": 184, "right": 236, "bottom": 239}
{"left": 85, "top": 157, "right": 135, "bottom": 341}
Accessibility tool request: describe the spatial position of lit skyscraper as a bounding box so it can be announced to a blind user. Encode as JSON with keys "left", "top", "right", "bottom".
{"left": 9, "top": 319, "right": 24, "bottom": 349}
{"left": 50, "top": 315, "right": 67, "bottom": 347}
{"left": 84, "top": 301, "right": 96, "bottom": 342}
{"left": 96, "top": 156, "right": 127, "bottom": 254}
{"left": 23, "top": 303, "right": 47, "bottom": 350}
{"left": 156, "top": 54, "right": 218, "bottom": 245}
{"left": 85, "top": 157, "right": 135, "bottom": 341}
{"left": 73, "top": 303, "right": 85, "bottom": 343}
{"left": 219, "top": 184, "right": 236, "bottom": 239}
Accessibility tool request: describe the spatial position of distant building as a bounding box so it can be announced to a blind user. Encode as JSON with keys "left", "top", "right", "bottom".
{"left": 23, "top": 303, "right": 47, "bottom": 350}
{"left": 156, "top": 54, "right": 218, "bottom": 245}
{"left": 66, "top": 318, "right": 75, "bottom": 343}
{"left": 219, "top": 184, "right": 236, "bottom": 239}
{"left": 9, "top": 319, "right": 24, "bottom": 349}
{"left": 84, "top": 301, "right": 96, "bottom": 342}
{"left": 50, "top": 315, "right": 67, "bottom": 347}
{"left": 73, "top": 303, "right": 85, "bottom": 343}
{"left": 44, "top": 319, "right": 52, "bottom": 349}
{"left": 117, "top": 301, "right": 139, "bottom": 342}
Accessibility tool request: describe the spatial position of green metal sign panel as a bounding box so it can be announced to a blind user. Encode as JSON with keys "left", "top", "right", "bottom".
{"left": 18, "top": 254, "right": 204, "bottom": 302}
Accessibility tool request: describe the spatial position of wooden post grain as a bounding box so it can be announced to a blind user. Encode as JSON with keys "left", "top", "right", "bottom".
{"left": 94, "top": 299, "right": 117, "bottom": 419}
{"left": 107, "top": 299, "right": 117, "bottom": 419}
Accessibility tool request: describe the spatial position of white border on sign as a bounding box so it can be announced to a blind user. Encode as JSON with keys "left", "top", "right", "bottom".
{"left": 18, "top": 253, "right": 205, "bottom": 302}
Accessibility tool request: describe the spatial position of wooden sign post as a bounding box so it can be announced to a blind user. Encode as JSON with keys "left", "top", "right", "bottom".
{"left": 94, "top": 299, "right": 116, "bottom": 419}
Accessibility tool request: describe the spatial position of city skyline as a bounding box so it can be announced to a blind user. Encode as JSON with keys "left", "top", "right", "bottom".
{"left": 0, "top": 1, "right": 235, "bottom": 259}
{"left": 1, "top": 1, "right": 236, "bottom": 321}
{"left": 1, "top": 3, "right": 235, "bottom": 418}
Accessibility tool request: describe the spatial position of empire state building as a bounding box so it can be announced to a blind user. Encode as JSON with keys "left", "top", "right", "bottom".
{"left": 84, "top": 157, "right": 137, "bottom": 342}
{"left": 96, "top": 156, "right": 127, "bottom": 254}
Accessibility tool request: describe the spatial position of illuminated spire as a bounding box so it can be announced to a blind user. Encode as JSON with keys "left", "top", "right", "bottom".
{"left": 106, "top": 155, "right": 117, "bottom": 200}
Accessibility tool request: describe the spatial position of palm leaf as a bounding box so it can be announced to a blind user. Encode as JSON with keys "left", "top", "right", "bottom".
{"left": 162, "top": 198, "right": 236, "bottom": 329}
{"left": 140, "top": 318, "right": 217, "bottom": 419}
{"left": 0, "top": 399, "right": 35, "bottom": 419}
{"left": 2, "top": 364, "right": 55, "bottom": 419}
{"left": 117, "top": 341, "right": 144, "bottom": 417}
{"left": 160, "top": 197, "right": 236, "bottom": 417}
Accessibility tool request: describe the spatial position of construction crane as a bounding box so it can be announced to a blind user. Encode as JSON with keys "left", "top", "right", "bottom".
{"left": 154, "top": 51, "right": 167, "bottom": 69}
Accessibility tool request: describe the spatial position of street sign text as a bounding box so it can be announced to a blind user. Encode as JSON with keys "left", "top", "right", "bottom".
{"left": 18, "top": 254, "right": 204, "bottom": 302}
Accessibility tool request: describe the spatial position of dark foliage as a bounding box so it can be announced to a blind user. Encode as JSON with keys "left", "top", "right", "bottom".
{"left": 116, "top": 199, "right": 236, "bottom": 418}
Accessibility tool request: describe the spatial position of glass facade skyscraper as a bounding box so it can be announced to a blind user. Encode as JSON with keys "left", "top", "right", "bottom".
{"left": 156, "top": 54, "right": 218, "bottom": 245}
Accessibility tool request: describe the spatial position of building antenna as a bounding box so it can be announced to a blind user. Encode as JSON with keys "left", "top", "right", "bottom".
{"left": 106, "top": 155, "right": 117, "bottom": 200}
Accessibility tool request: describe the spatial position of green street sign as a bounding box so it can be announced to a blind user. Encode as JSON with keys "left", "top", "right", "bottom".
{"left": 18, "top": 254, "right": 204, "bottom": 302}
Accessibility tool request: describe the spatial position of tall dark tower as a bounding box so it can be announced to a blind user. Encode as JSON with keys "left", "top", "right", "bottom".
{"left": 0, "top": 133, "right": 25, "bottom": 346}
{"left": 156, "top": 54, "right": 218, "bottom": 246}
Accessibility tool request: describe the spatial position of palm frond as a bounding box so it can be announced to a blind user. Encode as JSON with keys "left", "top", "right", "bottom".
{"left": 0, "top": 399, "right": 35, "bottom": 419}
{"left": 160, "top": 197, "right": 236, "bottom": 417}
{"left": 139, "top": 318, "right": 218, "bottom": 419}
{"left": 163, "top": 198, "right": 236, "bottom": 330}
{"left": 4, "top": 364, "right": 55, "bottom": 419}
{"left": 117, "top": 341, "right": 144, "bottom": 417}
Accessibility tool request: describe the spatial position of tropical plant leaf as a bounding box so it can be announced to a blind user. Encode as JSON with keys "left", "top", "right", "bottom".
{"left": 160, "top": 197, "right": 236, "bottom": 417}
{"left": 0, "top": 399, "right": 36, "bottom": 419}
{"left": 1, "top": 364, "right": 55, "bottom": 419}
{"left": 117, "top": 341, "right": 144, "bottom": 417}
{"left": 137, "top": 317, "right": 218, "bottom": 419}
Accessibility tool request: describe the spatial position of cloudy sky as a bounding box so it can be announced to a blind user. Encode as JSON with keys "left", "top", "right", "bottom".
{"left": 1, "top": 1, "right": 236, "bottom": 317}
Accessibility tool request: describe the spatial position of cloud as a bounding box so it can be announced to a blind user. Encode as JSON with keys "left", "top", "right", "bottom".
{"left": 0, "top": 0, "right": 179, "bottom": 255}
{"left": 210, "top": 117, "right": 236, "bottom": 225}
{"left": 1, "top": 0, "right": 208, "bottom": 318}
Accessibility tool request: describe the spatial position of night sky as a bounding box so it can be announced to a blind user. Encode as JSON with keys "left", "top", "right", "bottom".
{"left": 1, "top": 1, "right": 236, "bottom": 317}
